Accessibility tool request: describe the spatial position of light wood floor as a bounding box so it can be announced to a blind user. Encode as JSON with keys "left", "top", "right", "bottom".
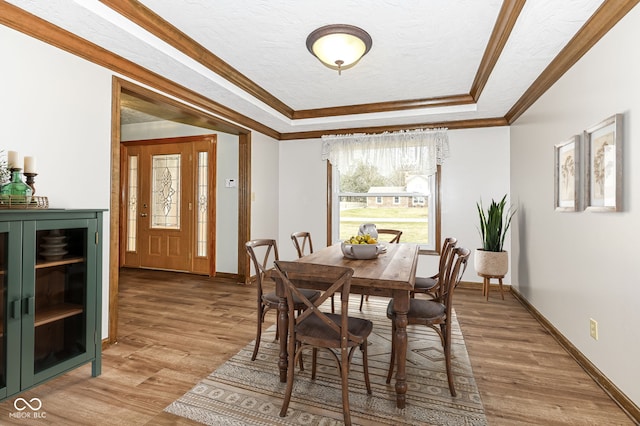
{"left": 0, "top": 268, "right": 633, "bottom": 425}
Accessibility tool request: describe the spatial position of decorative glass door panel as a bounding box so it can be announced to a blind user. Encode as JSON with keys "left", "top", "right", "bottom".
{"left": 196, "top": 151, "right": 208, "bottom": 257}
{"left": 151, "top": 154, "right": 181, "bottom": 229}
{"left": 126, "top": 154, "right": 138, "bottom": 252}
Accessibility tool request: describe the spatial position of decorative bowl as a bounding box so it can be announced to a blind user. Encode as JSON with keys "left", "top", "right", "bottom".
{"left": 341, "top": 241, "right": 384, "bottom": 260}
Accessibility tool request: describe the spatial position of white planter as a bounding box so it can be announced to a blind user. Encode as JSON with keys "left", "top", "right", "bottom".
{"left": 474, "top": 249, "right": 508, "bottom": 276}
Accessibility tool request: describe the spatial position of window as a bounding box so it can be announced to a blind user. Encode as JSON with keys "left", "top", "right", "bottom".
{"left": 323, "top": 129, "right": 448, "bottom": 251}
{"left": 412, "top": 196, "right": 425, "bottom": 206}
{"left": 332, "top": 168, "right": 438, "bottom": 249}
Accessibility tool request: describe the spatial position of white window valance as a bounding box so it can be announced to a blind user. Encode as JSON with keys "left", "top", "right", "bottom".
{"left": 321, "top": 128, "right": 449, "bottom": 177}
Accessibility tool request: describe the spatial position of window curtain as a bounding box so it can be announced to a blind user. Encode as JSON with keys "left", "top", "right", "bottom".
{"left": 321, "top": 128, "right": 449, "bottom": 176}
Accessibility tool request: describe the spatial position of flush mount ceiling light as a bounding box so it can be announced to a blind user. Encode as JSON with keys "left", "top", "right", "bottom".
{"left": 306, "top": 24, "right": 372, "bottom": 75}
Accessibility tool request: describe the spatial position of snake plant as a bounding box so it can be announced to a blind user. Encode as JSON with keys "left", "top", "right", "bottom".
{"left": 477, "top": 195, "right": 516, "bottom": 252}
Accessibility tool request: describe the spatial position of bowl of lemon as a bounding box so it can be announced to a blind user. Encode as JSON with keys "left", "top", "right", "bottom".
{"left": 341, "top": 234, "right": 383, "bottom": 260}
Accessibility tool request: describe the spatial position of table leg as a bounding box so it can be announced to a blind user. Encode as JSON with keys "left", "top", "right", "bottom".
{"left": 277, "top": 295, "right": 288, "bottom": 383}
{"left": 392, "top": 290, "right": 409, "bottom": 409}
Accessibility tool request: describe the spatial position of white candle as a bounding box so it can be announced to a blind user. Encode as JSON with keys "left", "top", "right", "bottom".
{"left": 7, "top": 151, "right": 21, "bottom": 169}
{"left": 24, "top": 156, "right": 36, "bottom": 173}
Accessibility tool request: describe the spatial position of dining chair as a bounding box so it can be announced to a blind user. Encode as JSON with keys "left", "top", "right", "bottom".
{"left": 359, "top": 228, "right": 403, "bottom": 310}
{"left": 412, "top": 237, "right": 457, "bottom": 300}
{"left": 291, "top": 231, "right": 336, "bottom": 313}
{"left": 245, "top": 239, "right": 321, "bottom": 361}
{"left": 376, "top": 228, "right": 403, "bottom": 243}
{"left": 272, "top": 260, "right": 373, "bottom": 426}
{"left": 386, "top": 246, "right": 470, "bottom": 396}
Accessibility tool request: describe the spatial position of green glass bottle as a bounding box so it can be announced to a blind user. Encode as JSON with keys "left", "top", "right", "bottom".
{"left": 0, "top": 169, "right": 33, "bottom": 204}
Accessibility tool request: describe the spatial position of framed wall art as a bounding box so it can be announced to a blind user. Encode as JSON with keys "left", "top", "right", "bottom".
{"left": 554, "top": 135, "right": 580, "bottom": 212}
{"left": 584, "top": 113, "right": 623, "bottom": 211}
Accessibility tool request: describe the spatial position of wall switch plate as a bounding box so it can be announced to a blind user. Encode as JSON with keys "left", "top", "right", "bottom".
{"left": 589, "top": 318, "right": 598, "bottom": 340}
{"left": 225, "top": 178, "right": 237, "bottom": 188}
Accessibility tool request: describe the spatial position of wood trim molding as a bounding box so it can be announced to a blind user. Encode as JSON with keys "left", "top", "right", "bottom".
{"left": 237, "top": 133, "right": 251, "bottom": 283}
{"left": 100, "top": 0, "right": 294, "bottom": 120}
{"left": 280, "top": 117, "right": 509, "bottom": 141}
{"left": 293, "top": 94, "right": 474, "bottom": 120}
{"left": 326, "top": 161, "right": 333, "bottom": 247}
{"left": 511, "top": 287, "right": 640, "bottom": 424}
{"left": 506, "top": 0, "right": 640, "bottom": 123}
{"left": 109, "top": 77, "right": 122, "bottom": 345}
{"left": 470, "top": 0, "right": 526, "bottom": 100}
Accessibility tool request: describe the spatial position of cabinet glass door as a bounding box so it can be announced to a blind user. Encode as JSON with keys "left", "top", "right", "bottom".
{"left": 21, "top": 219, "right": 97, "bottom": 386}
{"left": 0, "top": 225, "right": 6, "bottom": 393}
{"left": 0, "top": 221, "right": 22, "bottom": 398}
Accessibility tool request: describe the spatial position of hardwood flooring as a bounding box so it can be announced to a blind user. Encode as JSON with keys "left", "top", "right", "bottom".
{"left": 0, "top": 268, "right": 634, "bottom": 425}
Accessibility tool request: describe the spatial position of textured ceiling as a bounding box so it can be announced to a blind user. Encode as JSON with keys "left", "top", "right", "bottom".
{"left": 5, "top": 0, "right": 610, "bottom": 134}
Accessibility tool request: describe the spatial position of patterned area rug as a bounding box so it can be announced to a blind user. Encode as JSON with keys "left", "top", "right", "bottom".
{"left": 165, "top": 297, "right": 487, "bottom": 425}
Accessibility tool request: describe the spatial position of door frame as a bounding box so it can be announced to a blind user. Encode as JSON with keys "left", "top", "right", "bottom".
{"left": 109, "top": 77, "right": 252, "bottom": 344}
{"left": 120, "top": 136, "right": 216, "bottom": 274}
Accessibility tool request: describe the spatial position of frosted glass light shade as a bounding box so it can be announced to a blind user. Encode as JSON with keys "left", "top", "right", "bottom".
{"left": 306, "top": 24, "right": 372, "bottom": 73}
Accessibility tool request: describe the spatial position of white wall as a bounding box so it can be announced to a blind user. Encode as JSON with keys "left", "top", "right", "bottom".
{"left": 215, "top": 132, "right": 241, "bottom": 273}
{"left": 510, "top": 6, "right": 640, "bottom": 405}
{"left": 427, "top": 127, "right": 512, "bottom": 280}
{"left": 1, "top": 25, "right": 112, "bottom": 336}
{"left": 278, "top": 139, "right": 328, "bottom": 260}
{"left": 277, "top": 128, "right": 511, "bottom": 281}
{"left": 121, "top": 122, "right": 240, "bottom": 273}
{"left": 249, "top": 132, "right": 280, "bottom": 244}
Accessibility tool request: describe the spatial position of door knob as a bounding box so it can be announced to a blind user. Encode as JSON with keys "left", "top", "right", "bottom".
{"left": 140, "top": 213, "right": 148, "bottom": 217}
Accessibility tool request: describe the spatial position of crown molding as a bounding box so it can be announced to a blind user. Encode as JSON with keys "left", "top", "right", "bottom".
{"left": 470, "top": 0, "right": 526, "bottom": 101}
{"left": 3, "top": 1, "right": 637, "bottom": 139}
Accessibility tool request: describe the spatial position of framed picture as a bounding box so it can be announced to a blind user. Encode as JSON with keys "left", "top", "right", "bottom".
{"left": 584, "top": 114, "right": 623, "bottom": 211}
{"left": 554, "top": 135, "right": 580, "bottom": 211}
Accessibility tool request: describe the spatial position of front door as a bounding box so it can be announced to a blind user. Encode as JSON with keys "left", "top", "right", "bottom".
{"left": 121, "top": 135, "right": 216, "bottom": 275}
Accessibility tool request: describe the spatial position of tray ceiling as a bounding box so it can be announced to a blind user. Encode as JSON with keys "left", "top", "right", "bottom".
{"left": 4, "top": 0, "right": 631, "bottom": 136}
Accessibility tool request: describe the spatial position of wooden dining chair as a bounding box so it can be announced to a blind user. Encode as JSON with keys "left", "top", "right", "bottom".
{"left": 245, "top": 239, "right": 321, "bottom": 361}
{"left": 376, "top": 228, "right": 403, "bottom": 243}
{"left": 359, "top": 228, "right": 403, "bottom": 310}
{"left": 412, "top": 237, "right": 457, "bottom": 299}
{"left": 290, "top": 231, "right": 314, "bottom": 258}
{"left": 386, "top": 246, "right": 470, "bottom": 396}
{"left": 272, "top": 260, "right": 373, "bottom": 426}
{"left": 291, "top": 231, "right": 336, "bottom": 313}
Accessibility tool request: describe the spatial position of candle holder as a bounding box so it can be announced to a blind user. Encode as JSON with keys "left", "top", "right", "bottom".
{"left": 0, "top": 168, "right": 32, "bottom": 203}
{"left": 24, "top": 172, "right": 37, "bottom": 195}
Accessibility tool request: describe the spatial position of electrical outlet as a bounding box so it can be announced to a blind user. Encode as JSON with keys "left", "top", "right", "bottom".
{"left": 590, "top": 318, "right": 598, "bottom": 340}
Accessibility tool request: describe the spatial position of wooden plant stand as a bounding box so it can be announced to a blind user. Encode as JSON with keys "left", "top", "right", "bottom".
{"left": 479, "top": 273, "right": 505, "bottom": 301}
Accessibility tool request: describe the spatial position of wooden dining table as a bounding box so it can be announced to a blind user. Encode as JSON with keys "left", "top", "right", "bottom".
{"left": 275, "top": 242, "right": 419, "bottom": 409}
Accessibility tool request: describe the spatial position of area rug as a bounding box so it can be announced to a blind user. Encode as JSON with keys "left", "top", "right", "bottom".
{"left": 165, "top": 296, "right": 487, "bottom": 425}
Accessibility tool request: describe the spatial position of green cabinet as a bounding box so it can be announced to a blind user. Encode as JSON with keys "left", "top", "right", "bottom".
{"left": 0, "top": 209, "right": 103, "bottom": 400}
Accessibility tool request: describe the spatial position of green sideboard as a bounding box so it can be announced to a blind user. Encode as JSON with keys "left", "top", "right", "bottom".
{"left": 0, "top": 209, "right": 104, "bottom": 400}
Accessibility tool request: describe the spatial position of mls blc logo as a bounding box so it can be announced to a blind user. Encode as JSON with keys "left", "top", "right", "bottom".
{"left": 10, "top": 397, "right": 47, "bottom": 419}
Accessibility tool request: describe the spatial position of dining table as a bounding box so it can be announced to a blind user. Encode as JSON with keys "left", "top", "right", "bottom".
{"left": 275, "top": 241, "right": 419, "bottom": 409}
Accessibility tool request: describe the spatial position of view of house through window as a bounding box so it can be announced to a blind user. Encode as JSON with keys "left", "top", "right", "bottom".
{"left": 324, "top": 128, "right": 448, "bottom": 250}
{"left": 333, "top": 163, "right": 437, "bottom": 249}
